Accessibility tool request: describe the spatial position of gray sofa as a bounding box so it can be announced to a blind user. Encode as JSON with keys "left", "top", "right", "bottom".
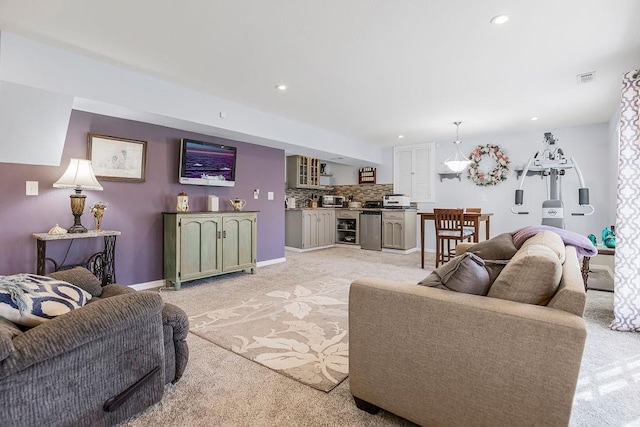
{"left": 349, "top": 233, "right": 587, "bottom": 426}
{"left": 0, "top": 267, "right": 188, "bottom": 426}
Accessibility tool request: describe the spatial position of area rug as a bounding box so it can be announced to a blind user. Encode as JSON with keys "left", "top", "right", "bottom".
{"left": 189, "top": 276, "right": 350, "bottom": 392}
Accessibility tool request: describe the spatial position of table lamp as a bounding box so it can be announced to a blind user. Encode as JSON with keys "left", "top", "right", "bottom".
{"left": 53, "top": 158, "right": 103, "bottom": 233}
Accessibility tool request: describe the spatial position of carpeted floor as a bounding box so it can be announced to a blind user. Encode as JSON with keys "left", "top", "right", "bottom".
{"left": 123, "top": 247, "right": 638, "bottom": 427}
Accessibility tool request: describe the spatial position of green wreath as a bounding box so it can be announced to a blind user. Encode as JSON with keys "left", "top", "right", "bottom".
{"left": 467, "top": 144, "right": 510, "bottom": 186}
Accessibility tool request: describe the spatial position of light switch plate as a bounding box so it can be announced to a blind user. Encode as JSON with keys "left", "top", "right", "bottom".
{"left": 26, "top": 181, "right": 38, "bottom": 196}
{"left": 268, "top": 191, "right": 274, "bottom": 200}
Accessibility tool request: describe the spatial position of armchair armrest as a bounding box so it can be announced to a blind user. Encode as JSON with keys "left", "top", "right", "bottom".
{"left": 349, "top": 278, "right": 586, "bottom": 426}
{"left": 0, "top": 292, "right": 163, "bottom": 379}
{"left": 100, "top": 283, "right": 137, "bottom": 298}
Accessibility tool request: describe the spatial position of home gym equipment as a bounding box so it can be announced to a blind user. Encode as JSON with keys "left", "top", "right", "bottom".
{"left": 511, "top": 132, "right": 594, "bottom": 228}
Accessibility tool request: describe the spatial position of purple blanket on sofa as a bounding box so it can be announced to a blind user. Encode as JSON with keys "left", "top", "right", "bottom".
{"left": 512, "top": 225, "right": 598, "bottom": 257}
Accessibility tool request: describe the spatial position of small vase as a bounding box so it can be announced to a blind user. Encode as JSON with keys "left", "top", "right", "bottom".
{"left": 94, "top": 209, "right": 104, "bottom": 231}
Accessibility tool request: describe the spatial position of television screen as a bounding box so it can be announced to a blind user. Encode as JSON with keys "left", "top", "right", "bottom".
{"left": 179, "top": 138, "right": 237, "bottom": 187}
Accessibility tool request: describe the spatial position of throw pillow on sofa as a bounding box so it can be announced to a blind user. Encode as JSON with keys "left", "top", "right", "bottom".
{"left": 519, "top": 230, "right": 565, "bottom": 263}
{"left": 418, "top": 253, "right": 491, "bottom": 295}
{"left": 0, "top": 274, "right": 92, "bottom": 327}
{"left": 488, "top": 244, "right": 562, "bottom": 306}
{"left": 465, "top": 232, "right": 518, "bottom": 282}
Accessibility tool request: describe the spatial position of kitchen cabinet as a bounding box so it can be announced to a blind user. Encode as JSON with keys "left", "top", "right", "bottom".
{"left": 285, "top": 209, "right": 335, "bottom": 250}
{"left": 336, "top": 209, "right": 360, "bottom": 244}
{"left": 286, "top": 155, "right": 320, "bottom": 188}
{"left": 164, "top": 212, "right": 257, "bottom": 290}
{"left": 382, "top": 210, "right": 417, "bottom": 250}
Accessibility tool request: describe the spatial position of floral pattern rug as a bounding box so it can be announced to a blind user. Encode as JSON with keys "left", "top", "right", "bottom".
{"left": 189, "top": 276, "right": 350, "bottom": 392}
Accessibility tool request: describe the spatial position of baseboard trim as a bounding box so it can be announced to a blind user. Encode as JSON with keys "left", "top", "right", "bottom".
{"left": 130, "top": 279, "right": 166, "bottom": 291}
{"left": 129, "top": 258, "right": 286, "bottom": 290}
{"left": 382, "top": 247, "right": 418, "bottom": 255}
{"left": 285, "top": 245, "right": 334, "bottom": 253}
{"left": 257, "top": 257, "right": 286, "bottom": 267}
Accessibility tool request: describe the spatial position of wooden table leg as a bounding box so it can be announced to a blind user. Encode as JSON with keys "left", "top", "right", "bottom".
{"left": 421, "top": 215, "right": 425, "bottom": 269}
{"left": 473, "top": 220, "right": 479, "bottom": 243}
{"left": 581, "top": 256, "right": 590, "bottom": 291}
{"left": 485, "top": 217, "right": 490, "bottom": 240}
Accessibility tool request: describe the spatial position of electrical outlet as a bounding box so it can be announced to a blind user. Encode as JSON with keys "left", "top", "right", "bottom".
{"left": 254, "top": 189, "right": 260, "bottom": 199}
{"left": 26, "top": 181, "right": 39, "bottom": 196}
{"left": 268, "top": 191, "right": 274, "bottom": 200}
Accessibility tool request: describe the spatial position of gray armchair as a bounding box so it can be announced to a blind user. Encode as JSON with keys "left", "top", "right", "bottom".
{"left": 0, "top": 267, "right": 189, "bottom": 426}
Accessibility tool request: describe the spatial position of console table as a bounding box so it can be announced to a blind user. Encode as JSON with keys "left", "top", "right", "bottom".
{"left": 33, "top": 230, "right": 121, "bottom": 285}
{"left": 581, "top": 245, "right": 614, "bottom": 291}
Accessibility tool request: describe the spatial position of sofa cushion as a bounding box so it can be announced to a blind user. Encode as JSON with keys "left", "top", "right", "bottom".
{"left": 47, "top": 267, "right": 103, "bottom": 297}
{"left": 0, "top": 274, "right": 92, "bottom": 327}
{"left": 488, "top": 244, "right": 562, "bottom": 306}
{"left": 520, "top": 230, "right": 565, "bottom": 264}
{"left": 418, "top": 253, "right": 491, "bottom": 295}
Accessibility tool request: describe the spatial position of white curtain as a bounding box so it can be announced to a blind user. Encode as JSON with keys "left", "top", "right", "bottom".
{"left": 612, "top": 69, "right": 640, "bottom": 332}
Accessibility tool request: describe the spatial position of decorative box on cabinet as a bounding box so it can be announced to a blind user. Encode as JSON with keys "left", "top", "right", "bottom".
{"left": 286, "top": 155, "right": 321, "bottom": 188}
{"left": 285, "top": 209, "right": 336, "bottom": 250}
{"left": 382, "top": 210, "right": 417, "bottom": 250}
{"left": 163, "top": 212, "right": 257, "bottom": 290}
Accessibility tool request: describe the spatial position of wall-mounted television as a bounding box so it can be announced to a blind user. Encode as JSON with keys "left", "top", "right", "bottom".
{"left": 179, "top": 138, "right": 237, "bottom": 187}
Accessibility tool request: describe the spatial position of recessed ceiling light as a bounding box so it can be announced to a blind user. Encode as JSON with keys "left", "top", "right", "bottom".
{"left": 398, "top": 135, "right": 404, "bottom": 139}
{"left": 531, "top": 117, "right": 539, "bottom": 121}
{"left": 276, "top": 84, "right": 287, "bottom": 91}
{"left": 490, "top": 14, "right": 509, "bottom": 25}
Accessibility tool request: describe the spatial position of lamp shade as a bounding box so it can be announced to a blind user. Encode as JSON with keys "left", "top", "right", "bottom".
{"left": 443, "top": 141, "right": 472, "bottom": 172}
{"left": 53, "top": 159, "right": 103, "bottom": 190}
{"left": 443, "top": 121, "right": 472, "bottom": 172}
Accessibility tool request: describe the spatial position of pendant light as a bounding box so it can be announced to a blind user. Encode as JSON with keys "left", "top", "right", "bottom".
{"left": 443, "top": 121, "right": 472, "bottom": 172}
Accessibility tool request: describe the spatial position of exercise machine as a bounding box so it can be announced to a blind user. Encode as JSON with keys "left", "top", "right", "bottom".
{"left": 511, "top": 132, "right": 594, "bottom": 228}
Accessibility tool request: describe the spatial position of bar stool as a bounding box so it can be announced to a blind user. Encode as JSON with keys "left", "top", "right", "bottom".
{"left": 434, "top": 208, "right": 475, "bottom": 267}
{"left": 464, "top": 207, "right": 482, "bottom": 242}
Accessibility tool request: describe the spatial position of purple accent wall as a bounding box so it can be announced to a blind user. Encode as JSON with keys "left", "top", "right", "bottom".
{"left": 0, "top": 110, "right": 285, "bottom": 284}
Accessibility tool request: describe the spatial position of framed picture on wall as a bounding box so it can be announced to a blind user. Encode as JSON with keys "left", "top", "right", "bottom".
{"left": 87, "top": 133, "right": 147, "bottom": 182}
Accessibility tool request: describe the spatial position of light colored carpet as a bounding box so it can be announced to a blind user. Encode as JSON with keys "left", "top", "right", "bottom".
{"left": 189, "top": 276, "right": 350, "bottom": 392}
{"left": 123, "top": 247, "right": 639, "bottom": 427}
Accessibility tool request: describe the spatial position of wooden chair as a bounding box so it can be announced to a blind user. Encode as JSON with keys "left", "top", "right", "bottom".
{"left": 464, "top": 207, "right": 481, "bottom": 242}
{"left": 434, "top": 208, "right": 475, "bottom": 267}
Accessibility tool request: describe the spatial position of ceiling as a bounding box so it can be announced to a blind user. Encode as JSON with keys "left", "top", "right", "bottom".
{"left": 1, "top": 0, "right": 639, "bottom": 147}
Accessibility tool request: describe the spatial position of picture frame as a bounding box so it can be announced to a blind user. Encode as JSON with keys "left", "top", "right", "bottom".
{"left": 87, "top": 133, "right": 147, "bottom": 182}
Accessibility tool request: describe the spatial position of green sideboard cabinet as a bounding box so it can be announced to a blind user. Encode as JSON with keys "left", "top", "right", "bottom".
{"left": 163, "top": 211, "right": 257, "bottom": 290}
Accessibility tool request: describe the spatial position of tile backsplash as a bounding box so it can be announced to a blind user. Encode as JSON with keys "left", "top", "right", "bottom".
{"left": 285, "top": 184, "right": 393, "bottom": 208}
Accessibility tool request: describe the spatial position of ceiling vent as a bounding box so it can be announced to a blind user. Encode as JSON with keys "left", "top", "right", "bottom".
{"left": 577, "top": 72, "right": 596, "bottom": 84}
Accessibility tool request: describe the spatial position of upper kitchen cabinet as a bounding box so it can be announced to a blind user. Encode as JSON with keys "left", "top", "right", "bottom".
{"left": 286, "top": 155, "right": 321, "bottom": 188}
{"left": 393, "top": 143, "right": 435, "bottom": 202}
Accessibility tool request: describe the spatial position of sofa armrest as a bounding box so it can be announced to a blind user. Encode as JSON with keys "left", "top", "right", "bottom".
{"left": 349, "top": 278, "right": 586, "bottom": 426}
{"left": 0, "top": 292, "right": 163, "bottom": 379}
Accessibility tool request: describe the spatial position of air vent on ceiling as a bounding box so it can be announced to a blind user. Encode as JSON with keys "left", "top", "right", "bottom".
{"left": 577, "top": 72, "right": 596, "bottom": 84}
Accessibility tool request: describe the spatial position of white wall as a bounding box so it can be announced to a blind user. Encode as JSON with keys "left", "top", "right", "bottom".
{"left": 327, "top": 122, "right": 613, "bottom": 251}
{"left": 326, "top": 146, "right": 394, "bottom": 185}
